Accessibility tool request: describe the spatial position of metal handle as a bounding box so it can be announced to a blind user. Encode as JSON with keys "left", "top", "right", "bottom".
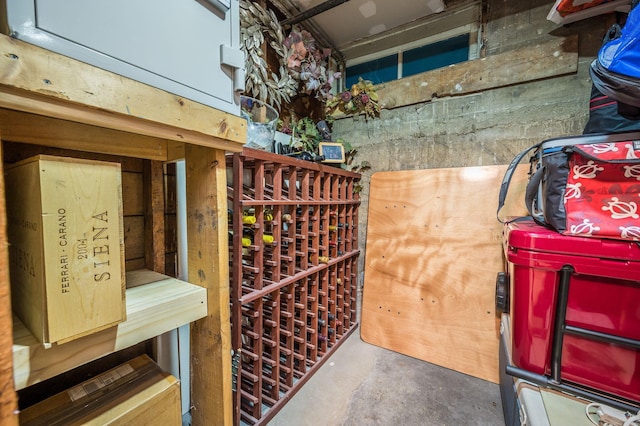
{"left": 201, "top": 0, "right": 230, "bottom": 13}
{"left": 220, "top": 45, "right": 245, "bottom": 93}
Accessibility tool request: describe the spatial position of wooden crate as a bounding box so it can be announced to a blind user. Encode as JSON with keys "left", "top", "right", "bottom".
{"left": 19, "top": 354, "right": 181, "bottom": 425}
{"left": 5, "top": 155, "right": 125, "bottom": 345}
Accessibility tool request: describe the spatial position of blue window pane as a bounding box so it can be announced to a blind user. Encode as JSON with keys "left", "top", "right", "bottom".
{"left": 345, "top": 54, "right": 398, "bottom": 87}
{"left": 403, "top": 34, "right": 469, "bottom": 77}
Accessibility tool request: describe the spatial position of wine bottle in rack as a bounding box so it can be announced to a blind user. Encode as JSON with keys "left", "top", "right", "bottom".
{"left": 263, "top": 234, "right": 274, "bottom": 244}
{"left": 242, "top": 215, "right": 257, "bottom": 225}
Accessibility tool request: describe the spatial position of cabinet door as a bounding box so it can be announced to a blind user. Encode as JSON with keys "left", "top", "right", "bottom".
{"left": 6, "top": 0, "right": 242, "bottom": 115}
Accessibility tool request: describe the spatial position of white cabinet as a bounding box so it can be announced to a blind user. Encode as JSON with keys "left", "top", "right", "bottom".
{"left": 4, "top": 0, "right": 244, "bottom": 115}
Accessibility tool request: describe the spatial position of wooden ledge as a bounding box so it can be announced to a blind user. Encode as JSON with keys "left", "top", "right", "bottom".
{"left": 13, "top": 269, "right": 208, "bottom": 390}
{"left": 0, "top": 34, "right": 246, "bottom": 153}
{"left": 330, "top": 35, "right": 579, "bottom": 118}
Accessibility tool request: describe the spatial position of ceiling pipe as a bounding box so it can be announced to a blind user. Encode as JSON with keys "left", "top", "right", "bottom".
{"left": 281, "top": 0, "right": 351, "bottom": 26}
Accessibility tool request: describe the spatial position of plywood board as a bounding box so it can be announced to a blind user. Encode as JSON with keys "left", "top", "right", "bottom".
{"left": 361, "top": 165, "right": 529, "bottom": 384}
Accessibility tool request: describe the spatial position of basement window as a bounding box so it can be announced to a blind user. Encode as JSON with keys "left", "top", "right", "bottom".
{"left": 345, "top": 32, "right": 474, "bottom": 87}
{"left": 342, "top": 3, "right": 480, "bottom": 87}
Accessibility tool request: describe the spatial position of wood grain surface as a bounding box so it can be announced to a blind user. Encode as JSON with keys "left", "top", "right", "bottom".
{"left": 377, "top": 36, "right": 578, "bottom": 109}
{"left": 361, "top": 165, "right": 528, "bottom": 383}
{"left": 0, "top": 141, "right": 18, "bottom": 425}
{"left": 0, "top": 34, "right": 246, "bottom": 150}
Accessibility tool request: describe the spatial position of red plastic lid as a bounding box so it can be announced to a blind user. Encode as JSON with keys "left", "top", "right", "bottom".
{"left": 505, "top": 217, "right": 640, "bottom": 262}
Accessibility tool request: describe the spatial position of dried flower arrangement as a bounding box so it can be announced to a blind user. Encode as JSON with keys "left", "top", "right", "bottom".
{"left": 325, "top": 77, "right": 381, "bottom": 120}
{"left": 240, "top": 1, "right": 341, "bottom": 109}
{"left": 283, "top": 26, "right": 341, "bottom": 102}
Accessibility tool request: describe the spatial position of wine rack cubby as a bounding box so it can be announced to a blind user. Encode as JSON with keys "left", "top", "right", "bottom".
{"left": 227, "top": 148, "right": 361, "bottom": 425}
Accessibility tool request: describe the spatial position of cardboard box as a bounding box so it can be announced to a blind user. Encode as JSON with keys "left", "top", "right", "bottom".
{"left": 5, "top": 155, "right": 125, "bottom": 345}
{"left": 19, "top": 355, "right": 181, "bottom": 425}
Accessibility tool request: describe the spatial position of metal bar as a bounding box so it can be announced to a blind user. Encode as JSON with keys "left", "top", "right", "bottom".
{"left": 550, "top": 265, "right": 573, "bottom": 383}
{"left": 565, "top": 325, "right": 640, "bottom": 350}
{"left": 281, "top": 0, "right": 350, "bottom": 26}
{"left": 506, "top": 364, "right": 640, "bottom": 414}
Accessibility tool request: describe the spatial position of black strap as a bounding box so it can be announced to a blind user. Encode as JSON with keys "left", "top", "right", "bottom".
{"left": 524, "top": 166, "right": 544, "bottom": 217}
{"left": 497, "top": 142, "right": 541, "bottom": 223}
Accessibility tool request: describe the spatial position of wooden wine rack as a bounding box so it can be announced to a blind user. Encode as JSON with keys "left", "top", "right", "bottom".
{"left": 227, "top": 148, "right": 361, "bottom": 425}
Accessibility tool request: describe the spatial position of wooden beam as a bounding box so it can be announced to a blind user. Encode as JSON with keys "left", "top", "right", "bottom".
{"left": 186, "top": 145, "right": 232, "bottom": 426}
{"left": 375, "top": 35, "right": 579, "bottom": 110}
{"left": 0, "top": 34, "right": 246, "bottom": 151}
{"left": 144, "top": 160, "right": 166, "bottom": 273}
{"left": 0, "top": 109, "right": 169, "bottom": 161}
{"left": 0, "top": 137, "right": 18, "bottom": 425}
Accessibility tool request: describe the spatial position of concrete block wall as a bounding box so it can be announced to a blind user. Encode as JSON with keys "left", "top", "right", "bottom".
{"left": 331, "top": 0, "right": 615, "bottom": 276}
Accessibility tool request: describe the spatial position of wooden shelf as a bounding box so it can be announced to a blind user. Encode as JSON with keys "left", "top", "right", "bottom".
{"left": 1, "top": 32, "right": 239, "bottom": 425}
{"left": 13, "top": 269, "right": 207, "bottom": 390}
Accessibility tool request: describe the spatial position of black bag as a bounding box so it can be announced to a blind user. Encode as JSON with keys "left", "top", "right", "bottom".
{"left": 590, "top": 0, "right": 640, "bottom": 121}
{"left": 583, "top": 85, "right": 640, "bottom": 134}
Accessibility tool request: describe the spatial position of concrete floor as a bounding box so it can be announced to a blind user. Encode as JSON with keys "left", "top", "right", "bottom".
{"left": 268, "top": 328, "right": 505, "bottom": 426}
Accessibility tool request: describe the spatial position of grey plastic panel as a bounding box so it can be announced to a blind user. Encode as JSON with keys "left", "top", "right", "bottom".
{"left": 5, "top": 0, "right": 242, "bottom": 115}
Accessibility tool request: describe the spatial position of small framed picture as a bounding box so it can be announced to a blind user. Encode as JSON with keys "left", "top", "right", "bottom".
{"left": 318, "top": 142, "right": 345, "bottom": 163}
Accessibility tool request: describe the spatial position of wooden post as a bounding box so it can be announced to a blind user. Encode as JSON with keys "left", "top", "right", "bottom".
{"left": 185, "top": 145, "right": 232, "bottom": 426}
{"left": 0, "top": 139, "right": 19, "bottom": 425}
{"left": 144, "top": 160, "right": 166, "bottom": 273}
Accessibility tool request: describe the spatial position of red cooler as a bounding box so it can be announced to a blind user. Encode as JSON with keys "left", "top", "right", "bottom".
{"left": 504, "top": 218, "right": 640, "bottom": 404}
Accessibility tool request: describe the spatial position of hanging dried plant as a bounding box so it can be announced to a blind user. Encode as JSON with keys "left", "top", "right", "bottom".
{"left": 240, "top": 0, "right": 297, "bottom": 109}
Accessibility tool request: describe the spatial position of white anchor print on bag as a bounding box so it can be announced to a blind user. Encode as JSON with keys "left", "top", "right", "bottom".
{"left": 625, "top": 143, "right": 640, "bottom": 159}
{"left": 572, "top": 160, "right": 604, "bottom": 180}
{"left": 564, "top": 182, "right": 582, "bottom": 201}
{"left": 570, "top": 219, "right": 601, "bottom": 236}
{"left": 589, "top": 143, "right": 619, "bottom": 154}
{"left": 619, "top": 225, "right": 640, "bottom": 240}
{"left": 623, "top": 164, "right": 640, "bottom": 180}
{"left": 601, "top": 197, "right": 639, "bottom": 219}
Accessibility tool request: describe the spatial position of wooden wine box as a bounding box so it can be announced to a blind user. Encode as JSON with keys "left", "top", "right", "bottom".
{"left": 19, "top": 354, "right": 181, "bottom": 425}
{"left": 5, "top": 155, "right": 126, "bottom": 345}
